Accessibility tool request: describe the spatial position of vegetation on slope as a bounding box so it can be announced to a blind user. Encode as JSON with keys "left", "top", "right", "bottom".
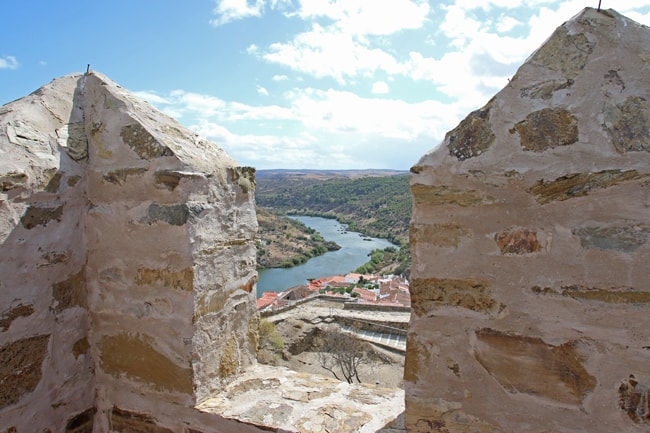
{"left": 256, "top": 207, "right": 340, "bottom": 269}
{"left": 255, "top": 171, "right": 412, "bottom": 276}
{"left": 256, "top": 171, "right": 411, "bottom": 244}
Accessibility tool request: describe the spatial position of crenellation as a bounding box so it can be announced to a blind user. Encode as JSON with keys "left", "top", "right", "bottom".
{"left": 408, "top": 7, "right": 650, "bottom": 432}
{"left": 0, "top": 71, "right": 265, "bottom": 432}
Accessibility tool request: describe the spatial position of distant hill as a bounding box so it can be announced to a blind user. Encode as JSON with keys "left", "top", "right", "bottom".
{"left": 255, "top": 169, "right": 412, "bottom": 276}
{"left": 256, "top": 169, "right": 408, "bottom": 180}
{"left": 255, "top": 207, "right": 340, "bottom": 269}
{"left": 256, "top": 169, "right": 411, "bottom": 245}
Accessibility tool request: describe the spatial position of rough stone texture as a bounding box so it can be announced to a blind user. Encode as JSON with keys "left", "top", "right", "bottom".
{"left": 473, "top": 328, "right": 596, "bottom": 405}
{"left": 619, "top": 375, "right": 650, "bottom": 425}
{"left": 65, "top": 408, "right": 95, "bottom": 433}
{"left": 408, "top": 8, "right": 650, "bottom": 433}
{"left": 604, "top": 95, "right": 650, "bottom": 153}
{"left": 199, "top": 364, "right": 405, "bottom": 433}
{"left": 494, "top": 227, "right": 542, "bottom": 255}
{"left": 0, "top": 74, "right": 95, "bottom": 431}
{"left": 0, "top": 72, "right": 263, "bottom": 432}
{"left": 446, "top": 99, "right": 495, "bottom": 161}
{"left": 0, "top": 304, "right": 34, "bottom": 332}
{"left": 0, "top": 335, "right": 50, "bottom": 409}
{"left": 109, "top": 407, "right": 174, "bottom": 433}
{"left": 511, "top": 107, "right": 579, "bottom": 151}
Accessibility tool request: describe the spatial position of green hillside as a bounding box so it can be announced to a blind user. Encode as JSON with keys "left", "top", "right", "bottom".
{"left": 256, "top": 171, "right": 411, "bottom": 245}
{"left": 255, "top": 170, "right": 412, "bottom": 276}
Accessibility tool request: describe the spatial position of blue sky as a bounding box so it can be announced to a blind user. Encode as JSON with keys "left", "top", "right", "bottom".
{"left": 1, "top": 1, "right": 649, "bottom": 170}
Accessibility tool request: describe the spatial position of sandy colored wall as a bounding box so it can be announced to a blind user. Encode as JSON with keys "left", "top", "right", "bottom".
{"left": 0, "top": 76, "right": 95, "bottom": 431}
{"left": 0, "top": 73, "right": 264, "bottom": 433}
{"left": 407, "top": 8, "right": 650, "bottom": 433}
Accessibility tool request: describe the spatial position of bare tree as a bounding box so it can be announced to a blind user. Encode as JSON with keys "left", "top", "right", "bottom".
{"left": 316, "top": 329, "right": 369, "bottom": 383}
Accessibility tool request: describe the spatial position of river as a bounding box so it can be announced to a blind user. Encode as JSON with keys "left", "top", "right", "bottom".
{"left": 256, "top": 216, "right": 395, "bottom": 297}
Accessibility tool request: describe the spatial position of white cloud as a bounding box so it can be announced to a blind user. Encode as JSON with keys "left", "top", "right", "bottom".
{"left": 170, "top": 90, "right": 227, "bottom": 117}
{"left": 272, "top": 74, "right": 288, "bottom": 81}
{"left": 0, "top": 56, "right": 18, "bottom": 70}
{"left": 290, "top": 0, "right": 431, "bottom": 36}
{"left": 210, "top": 0, "right": 264, "bottom": 26}
{"left": 292, "top": 87, "right": 457, "bottom": 141}
{"left": 257, "top": 85, "right": 269, "bottom": 96}
{"left": 133, "top": 91, "right": 172, "bottom": 105}
{"left": 139, "top": 85, "right": 461, "bottom": 169}
{"left": 495, "top": 15, "right": 521, "bottom": 32}
{"left": 262, "top": 23, "right": 401, "bottom": 84}
{"left": 371, "top": 81, "right": 389, "bottom": 94}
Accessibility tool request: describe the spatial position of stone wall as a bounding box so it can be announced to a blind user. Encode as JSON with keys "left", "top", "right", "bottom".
{"left": 0, "top": 73, "right": 262, "bottom": 432}
{"left": 407, "top": 8, "right": 650, "bottom": 433}
{"left": 0, "top": 75, "right": 95, "bottom": 431}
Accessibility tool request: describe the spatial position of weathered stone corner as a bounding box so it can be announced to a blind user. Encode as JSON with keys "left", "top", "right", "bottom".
{"left": 446, "top": 98, "right": 495, "bottom": 161}
{"left": 0, "top": 72, "right": 260, "bottom": 432}
{"left": 407, "top": 7, "right": 650, "bottom": 432}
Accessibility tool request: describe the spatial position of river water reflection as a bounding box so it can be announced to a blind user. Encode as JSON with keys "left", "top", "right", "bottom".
{"left": 256, "top": 216, "right": 395, "bottom": 297}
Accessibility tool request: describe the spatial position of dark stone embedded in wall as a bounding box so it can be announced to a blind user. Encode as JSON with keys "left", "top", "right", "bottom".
{"left": 573, "top": 225, "right": 650, "bottom": 252}
{"left": 527, "top": 169, "right": 647, "bottom": 204}
{"left": 511, "top": 107, "right": 579, "bottom": 152}
{"left": 404, "top": 333, "right": 431, "bottom": 382}
{"left": 227, "top": 166, "right": 256, "bottom": 194}
{"left": 153, "top": 170, "right": 204, "bottom": 191}
{"left": 619, "top": 375, "right": 650, "bottom": 424}
{"left": 110, "top": 407, "right": 174, "bottom": 433}
{"left": 0, "top": 171, "right": 27, "bottom": 191}
{"left": 409, "top": 223, "right": 471, "bottom": 248}
{"left": 0, "top": 334, "right": 50, "bottom": 409}
{"left": 20, "top": 205, "right": 64, "bottom": 229}
{"left": 39, "top": 250, "right": 70, "bottom": 267}
{"left": 410, "top": 278, "right": 504, "bottom": 316}
{"left": 72, "top": 337, "right": 90, "bottom": 359}
{"left": 120, "top": 123, "right": 173, "bottom": 160}
{"left": 51, "top": 270, "right": 87, "bottom": 312}
{"left": 520, "top": 78, "right": 574, "bottom": 100}
{"left": 62, "top": 122, "right": 89, "bottom": 161}
{"left": 446, "top": 99, "right": 495, "bottom": 161}
{"left": 134, "top": 267, "right": 194, "bottom": 291}
{"left": 219, "top": 335, "right": 239, "bottom": 378}
{"left": 410, "top": 184, "right": 492, "bottom": 207}
{"left": 602, "top": 70, "right": 625, "bottom": 95}
{"left": 140, "top": 203, "right": 189, "bottom": 226}
{"left": 44, "top": 172, "right": 63, "bottom": 193}
{"left": 102, "top": 167, "right": 147, "bottom": 185}
{"left": 603, "top": 95, "right": 650, "bottom": 153}
{"left": 530, "top": 30, "right": 594, "bottom": 78}
{"left": 473, "top": 328, "right": 596, "bottom": 405}
{"left": 494, "top": 228, "right": 542, "bottom": 255}
{"left": 67, "top": 175, "right": 81, "bottom": 187}
{"left": 561, "top": 285, "right": 650, "bottom": 304}
{"left": 154, "top": 171, "right": 182, "bottom": 190}
{"left": 65, "top": 407, "right": 95, "bottom": 433}
{"left": 99, "top": 333, "right": 193, "bottom": 394}
{"left": 0, "top": 304, "right": 34, "bottom": 331}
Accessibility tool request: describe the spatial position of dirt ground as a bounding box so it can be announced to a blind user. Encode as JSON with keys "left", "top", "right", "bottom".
{"left": 262, "top": 316, "right": 405, "bottom": 389}
{"left": 280, "top": 347, "right": 405, "bottom": 389}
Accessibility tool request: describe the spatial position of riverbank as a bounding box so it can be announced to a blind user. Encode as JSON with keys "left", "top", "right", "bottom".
{"left": 257, "top": 216, "right": 395, "bottom": 295}
{"left": 256, "top": 208, "right": 340, "bottom": 268}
